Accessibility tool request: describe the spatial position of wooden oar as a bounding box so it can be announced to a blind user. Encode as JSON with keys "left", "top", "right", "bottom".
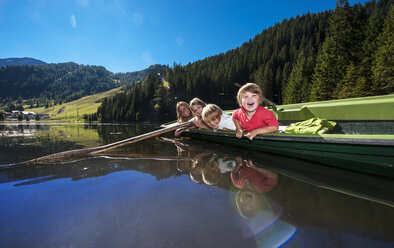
{"left": 19, "top": 121, "right": 195, "bottom": 165}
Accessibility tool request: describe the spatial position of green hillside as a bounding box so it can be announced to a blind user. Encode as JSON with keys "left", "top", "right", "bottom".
{"left": 26, "top": 87, "right": 123, "bottom": 121}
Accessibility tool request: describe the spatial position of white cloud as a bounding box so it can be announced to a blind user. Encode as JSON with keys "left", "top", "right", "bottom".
{"left": 132, "top": 13, "right": 144, "bottom": 26}
{"left": 142, "top": 52, "right": 155, "bottom": 65}
{"left": 175, "top": 36, "right": 184, "bottom": 47}
{"left": 70, "top": 14, "right": 77, "bottom": 28}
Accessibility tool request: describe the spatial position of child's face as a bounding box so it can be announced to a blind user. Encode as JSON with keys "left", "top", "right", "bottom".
{"left": 241, "top": 91, "right": 260, "bottom": 112}
{"left": 191, "top": 104, "right": 203, "bottom": 117}
{"left": 237, "top": 189, "right": 261, "bottom": 217}
{"left": 207, "top": 117, "right": 220, "bottom": 129}
{"left": 202, "top": 161, "right": 222, "bottom": 185}
{"left": 178, "top": 105, "right": 191, "bottom": 118}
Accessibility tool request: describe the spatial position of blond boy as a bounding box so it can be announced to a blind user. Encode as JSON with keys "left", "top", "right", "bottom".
{"left": 232, "top": 83, "right": 278, "bottom": 140}
{"left": 202, "top": 104, "right": 236, "bottom": 131}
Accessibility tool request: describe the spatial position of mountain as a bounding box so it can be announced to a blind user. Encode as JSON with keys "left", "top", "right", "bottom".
{"left": 113, "top": 64, "right": 167, "bottom": 83}
{"left": 0, "top": 62, "right": 119, "bottom": 107}
{"left": 0, "top": 57, "right": 46, "bottom": 67}
{"left": 0, "top": 61, "right": 168, "bottom": 111}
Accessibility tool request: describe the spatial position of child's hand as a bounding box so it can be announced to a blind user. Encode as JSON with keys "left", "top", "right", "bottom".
{"left": 174, "top": 128, "right": 184, "bottom": 137}
{"left": 245, "top": 160, "right": 256, "bottom": 168}
{"left": 235, "top": 156, "right": 243, "bottom": 165}
{"left": 245, "top": 130, "right": 258, "bottom": 140}
{"left": 192, "top": 117, "right": 200, "bottom": 126}
{"left": 191, "top": 117, "right": 197, "bottom": 125}
{"left": 236, "top": 129, "right": 244, "bottom": 139}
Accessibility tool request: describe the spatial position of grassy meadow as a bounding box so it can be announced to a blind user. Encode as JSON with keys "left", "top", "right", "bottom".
{"left": 26, "top": 87, "right": 123, "bottom": 121}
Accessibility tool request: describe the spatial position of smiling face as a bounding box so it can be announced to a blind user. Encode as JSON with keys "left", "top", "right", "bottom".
{"left": 191, "top": 104, "right": 203, "bottom": 118}
{"left": 241, "top": 91, "right": 260, "bottom": 114}
{"left": 178, "top": 105, "right": 191, "bottom": 118}
{"left": 207, "top": 118, "right": 220, "bottom": 129}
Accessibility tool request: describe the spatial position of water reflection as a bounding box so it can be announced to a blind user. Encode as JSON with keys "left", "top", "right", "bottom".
{"left": 1, "top": 124, "right": 393, "bottom": 247}
{"left": 0, "top": 122, "right": 158, "bottom": 164}
{"left": 0, "top": 137, "right": 297, "bottom": 247}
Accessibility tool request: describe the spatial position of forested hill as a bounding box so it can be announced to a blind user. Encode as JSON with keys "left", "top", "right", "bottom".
{"left": 0, "top": 57, "right": 46, "bottom": 67}
{"left": 113, "top": 64, "right": 168, "bottom": 86}
{"left": 0, "top": 63, "right": 117, "bottom": 108}
{"left": 98, "top": 0, "right": 393, "bottom": 123}
{"left": 0, "top": 63, "right": 166, "bottom": 110}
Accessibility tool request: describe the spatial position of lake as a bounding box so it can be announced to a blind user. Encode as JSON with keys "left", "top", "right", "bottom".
{"left": 0, "top": 122, "right": 393, "bottom": 248}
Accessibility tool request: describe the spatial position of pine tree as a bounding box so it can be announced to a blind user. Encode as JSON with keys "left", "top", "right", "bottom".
{"left": 336, "top": 63, "right": 362, "bottom": 98}
{"left": 371, "top": 5, "right": 394, "bottom": 95}
{"left": 311, "top": 0, "right": 359, "bottom": 101}
{"left": 283, "top": 52, "right": 311, "bottom": 103}
{"left": 357, "top": 7, "right": 385, "bottom": 96}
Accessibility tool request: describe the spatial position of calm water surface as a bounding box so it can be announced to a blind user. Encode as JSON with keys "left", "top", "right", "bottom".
{"left": 0, "top": 122, "right": 393, "bottom": 248}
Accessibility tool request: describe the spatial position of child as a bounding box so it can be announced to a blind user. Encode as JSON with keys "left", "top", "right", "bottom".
{"left": 202, "top": 104, "right": 236, "bottom": 131}
{"left": 202, "top": 159, "right": 223, "bottom": 185}
{"left": 176, "top": 101, "right": 194, "bottom": 123}
{"left": 231, "top": 157, "right": 278, "bottom": 218}
{"left": 232, "top": 83, "right": 278, "bottom": 140}
{"left": 175, "top": 101, "right": 195, "bottom": 136}
{"left": 189, "top": 98, "right": 210, "bottom": 129}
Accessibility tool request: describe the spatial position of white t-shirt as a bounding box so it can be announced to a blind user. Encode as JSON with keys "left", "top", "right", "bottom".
{"left": 217, "top": 114, "right": 236, "bottom": 131}
{"left": 217, "top": 158, "right": 237, "bottom": 173}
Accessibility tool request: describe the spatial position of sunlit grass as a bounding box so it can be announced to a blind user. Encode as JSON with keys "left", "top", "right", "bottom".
{"left": 26, "top": 87, "right": 123, "bottom": 121}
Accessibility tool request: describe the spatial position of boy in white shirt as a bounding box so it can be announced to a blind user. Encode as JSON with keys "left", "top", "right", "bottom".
{"left": 202, "top": 104, "right": 236, "bottom": 131}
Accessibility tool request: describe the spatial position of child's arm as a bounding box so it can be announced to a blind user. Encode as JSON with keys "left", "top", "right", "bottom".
{"left": 245, "top": 125, "right": 278, "bottom": 141}
{"left": 245, "top": 160, "right": 278, "bottom": 180}
{"left": 232, "top": 156, "right": 244, "bottom": 174}
{"left": 233, "top": 118, "right": 244, "bottom": 139}
{"left": 174, "top": 122, "right": 197, "bottom": 136}
{"left": 192, "top": 116, "right": 210, "bottom": 130}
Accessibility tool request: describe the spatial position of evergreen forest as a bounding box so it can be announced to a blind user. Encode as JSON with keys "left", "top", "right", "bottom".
{"left": 0, "top": 62, "right": 165, "bottom": 111}
{"left": 98, "top": 0, "right": 393, "bottom": 123}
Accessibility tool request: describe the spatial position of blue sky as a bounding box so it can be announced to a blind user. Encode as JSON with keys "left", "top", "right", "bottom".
{"left": 0, "top": 0, "right": 369, "bottom": 73}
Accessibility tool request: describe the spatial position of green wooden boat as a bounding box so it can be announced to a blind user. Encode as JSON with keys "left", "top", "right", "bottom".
{"left": 165, "top": 95, "right": 394, "bottom": 178}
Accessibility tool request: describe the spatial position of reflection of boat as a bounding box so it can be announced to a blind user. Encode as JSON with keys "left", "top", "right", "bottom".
{"left": 163, "top": 95, "right": 394, "bottom": 178}
{"left": 161, "top": 138, "right": 394, "bottom": 208}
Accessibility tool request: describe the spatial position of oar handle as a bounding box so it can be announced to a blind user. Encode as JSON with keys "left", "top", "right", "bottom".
{"left": 19, "top": 121, "right": 195, "bottom": 165}
{"left": 90, "top": 121, "right": 195, "bottom": 154}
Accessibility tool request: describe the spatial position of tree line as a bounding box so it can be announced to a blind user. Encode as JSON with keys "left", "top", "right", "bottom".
{"left": 0, "top": 62, "right": 118, "bottom": 110}
{"left": 98, "top": 0, "right": 393, "bottom": 123}
{"left": 0, "top": 63, "right": 167, "bottom": 112}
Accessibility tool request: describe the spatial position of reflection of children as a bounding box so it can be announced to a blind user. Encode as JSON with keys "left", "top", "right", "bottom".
{"left": 176, "top": 159, "right": 192, "bottom": 173}
{"left": 189, "top": 162, "right": 204, "bottom": 184}
{"left": 188, "top": 151, "right": 212, "bottom": 184}
{"left": 189, "top": 98, "right": 210, "bottom": 129}
{"left": 202, "top": 104, "right": 236, "bottom": 131}
{"left": 232, "top": 83, "right": 278, "bottom": 140}
{"left": 202, "top": 159, "right": 223, "bottom": 185}
{"left": 207, "top": 154, "right": 237, "bottom": 173}
{"left": 231, "top": 157, "right": 278, "bottom": 218}
{"left": 216, "top": 157, "right": 236, "bottom": 173}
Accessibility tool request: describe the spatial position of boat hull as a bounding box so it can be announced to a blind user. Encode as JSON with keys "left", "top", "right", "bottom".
{"left": 184, "top": 130, "right": 394, "bottom": 178}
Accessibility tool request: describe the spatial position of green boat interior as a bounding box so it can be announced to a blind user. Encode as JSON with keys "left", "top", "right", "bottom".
{"left": 271, "top": 94, "right": 394, "bottom": 135}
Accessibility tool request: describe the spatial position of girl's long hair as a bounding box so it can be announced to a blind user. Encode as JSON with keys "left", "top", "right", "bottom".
{"left": 176, "top": 101, "right": 194, "bottom": 123}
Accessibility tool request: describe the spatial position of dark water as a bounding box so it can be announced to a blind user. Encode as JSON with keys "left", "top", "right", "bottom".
{"left": 0, "top": 122, "right": 393, "bottom": 248}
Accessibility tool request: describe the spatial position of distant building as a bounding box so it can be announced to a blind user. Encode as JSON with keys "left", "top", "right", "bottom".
{"left": 10, "top": 110, "right": 36, "bottom": 120}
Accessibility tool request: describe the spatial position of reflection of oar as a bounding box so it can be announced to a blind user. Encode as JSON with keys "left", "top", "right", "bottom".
{"left": 19, "top": 122, "right": 195, "bottom": 165}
